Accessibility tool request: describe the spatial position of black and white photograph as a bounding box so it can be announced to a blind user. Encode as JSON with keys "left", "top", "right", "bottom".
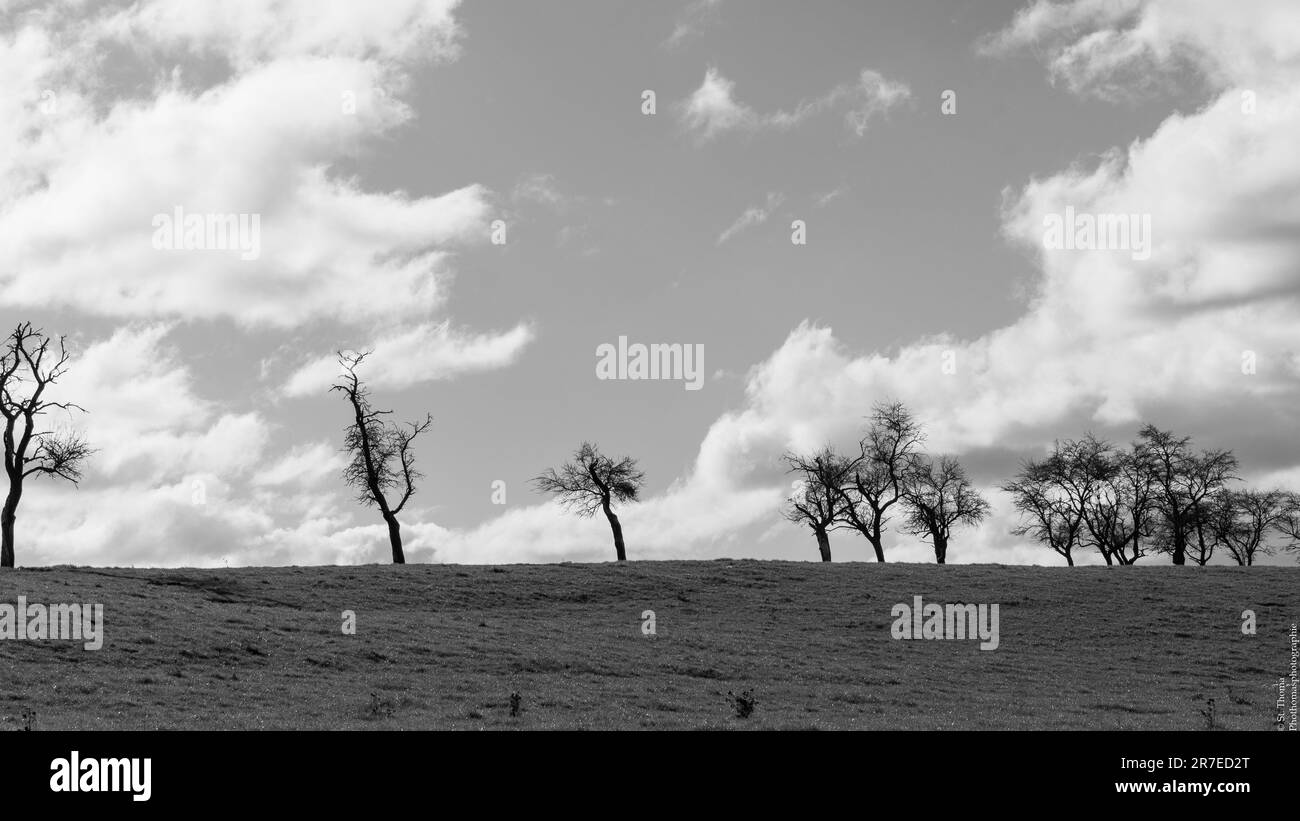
{"left": 1, "top": 0, "right": 1297, "bottom": 806}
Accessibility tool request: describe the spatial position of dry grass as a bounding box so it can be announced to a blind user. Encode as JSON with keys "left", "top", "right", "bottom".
{"left": 0, "top": 560, "right": 1294, "bottom": 730}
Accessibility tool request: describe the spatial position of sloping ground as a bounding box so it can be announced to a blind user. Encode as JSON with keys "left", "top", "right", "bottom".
{"left": 0, "top": 561, "right": 1295, "bottom": 730}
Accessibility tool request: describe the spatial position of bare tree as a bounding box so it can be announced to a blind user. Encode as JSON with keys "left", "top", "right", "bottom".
{"left": 1002, "top": 436, "right": 1108, "bottom": 566}
{"left": 1211, "top": 488, "right": 1292, "bottom": 566}
{"left": 1186, "top": 490, "right": 1231, "bottom": 566}
{"left": 533, "top": 442, "right": 644, "bottom": 561}
{"left": 1080, "top": 445, "right": 1155, "bottom": 565}
{"left": 784, "top": 446, "right": 854, "bottom": 562}
{"left": 331, "top": 351, "right": 432, "bottom": 564}
{"left": 835, "top": 401, "right": 925, "bottom": 562}
{"left": 901, "top": 454, "right": 990, "bottom": 564}
{"left": 1278, "top": 492, "right": 1300, "bottom": 558}
{"left": 1138, "top": 425, "right": 1237, "bottom": 565}
{"left": 1, "top": 324, "right": 93, "bottom": 568}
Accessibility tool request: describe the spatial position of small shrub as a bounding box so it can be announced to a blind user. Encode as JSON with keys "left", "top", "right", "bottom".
{"left": 509, "top": 692, "right": 522, "bottom": 717}
{"left": 1198, "top": 697, "right": 1216, "bottom": 730}
{"left": 366, "top": 692, "right": 397, "bottom": 720}
{"left": 729, "top": 690, "right": 756, "bottom": 719}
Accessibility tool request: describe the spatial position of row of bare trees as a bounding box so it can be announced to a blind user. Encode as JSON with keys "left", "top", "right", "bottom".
{"left": 335, "top": 371, "right": 1299, "bottom": 567}
{"left": 2, "top": 332, "right": 1296, "bottom": 569}
{"left": 1004, "top": 426, "right": 1300, "bottom": 566}
{"left": 780, "top": 402, "right": 990, "bottom": 564}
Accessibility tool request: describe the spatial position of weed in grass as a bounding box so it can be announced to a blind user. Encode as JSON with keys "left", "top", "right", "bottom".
{"left": 729, "top": 690, "right": 756, "bottom": 719}
{"left": 366, "top": 692, "right": 397, "bottom": 720}
{"left": 1198, "top": 697, "right": 1216, "bottom": 730}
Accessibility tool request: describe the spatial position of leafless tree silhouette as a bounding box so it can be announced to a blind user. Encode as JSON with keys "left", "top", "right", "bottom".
{"left": 835, "top": 401, "right": 925, "bottom": 562}
{"left": 783, "top": 446, "right": 854, "bottom": 562}
{"left": 901, "top": 454, "right": 989, "bottom": 564}
{"left": 1079, "top": 443, "right": 1156, "bottom": 565}
{"left": 0, "top": 323, "right": 93, "bottom": 568}
{"left": 533, "top": 442, "right": 644, "bottom": 561}
{"left": 1278, "top": 493, "right": 1300, "bottom": 559}
{"left": 1138, "top": 425, "right": 1237, "bottom": 565}
{"left": 1003, "top": 435, "right": 1109, "bottom": 567}
{"left": 331, "top": 351, "right": 432, "bottom": 565}
{"left": 1208, "top": 488, "right": 1293, "bottom": 566}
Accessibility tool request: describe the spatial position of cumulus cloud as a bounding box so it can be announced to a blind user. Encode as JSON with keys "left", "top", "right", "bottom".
{"left": 0, "top": 0, "right": 529, "bottom": 396}
{"left": 979, "top": 0, "right": 1300, "bottom": 100}
{"left": 0, "top": 48, "right": 491, "bottom": 327}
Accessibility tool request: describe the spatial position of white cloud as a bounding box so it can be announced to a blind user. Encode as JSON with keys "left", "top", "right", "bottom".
{"left": 0, "top": 54, "right": 493, "bottom": 327}
{"left": 680, "top": 66, "right": 911, "bottom": 142}
{"left": 511, "top": 172, "right": 566, "bottom": 209}
{"left": 980, "top": 0, "right": 1300, "bottom": 100}
{"left": 283, "top": 321, "right": 535, "bottom": 396}
{"left": 662, "top": 0, "right": 725, "bottom": 50}
{"left": 815, "top": 187, "right": 846, "bottom": 208}
{"left": 253, "top": 442, "right": 345, "bottom": 488}
{"left": 843, "top": 70, "right": 912, "bottom": 136}
{"left": 679, "top": 67, "right": 757, "bottom": 141}
{"left": 57, "top": 324, "right": 273, "bottom": 481}
{"left": 99, "top": 0, "right": 464, "bottom": 67}
{"left": 716, "top": 192, "right": 784, "bottom": 245}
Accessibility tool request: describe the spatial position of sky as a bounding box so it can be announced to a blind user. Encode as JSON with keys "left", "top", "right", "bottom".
{"left": 1, "top": 0, "right": 1297, "bottom": 567}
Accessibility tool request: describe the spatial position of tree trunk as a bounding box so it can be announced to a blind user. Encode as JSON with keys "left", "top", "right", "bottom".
{"left": 1171, "top": 526, "right": 1186, "bottom": 565}
{"left": 868, "top": 529, "right": 885, "bottom": 562}
{"left": 1064, "top": 550, "right": 1074, "bottom": 567}
{"left": 603, "top": 504, "right": 627, "bottom": 561}
{"left": 385, "top": 514, "right": 405, "bottom": 564}
{"left": 814, "top": 527, "right": 831, "bottom": 562}
{"left": 1, "top": 488, "right": 19, "bottom": 568}
{"left": 933, "top": 534, "right": 947, "bottom": 565}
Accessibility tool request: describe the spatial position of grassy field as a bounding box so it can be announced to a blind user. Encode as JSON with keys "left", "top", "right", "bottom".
{"left": 1, "top": 561, "right": 1295, "bottom": 730}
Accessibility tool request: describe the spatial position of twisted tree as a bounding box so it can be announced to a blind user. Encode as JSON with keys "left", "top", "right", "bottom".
{"left": 784, "top": 446, "right": 855, "bottom": 562}
{"left": 534, "top": 442, "right": 644, "bottom": 561}
{"left": 332, "top": 351, "right": 432, "bottom": 564}
{"left": 1, "top": 323, "right": 93, "bottom": 568}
